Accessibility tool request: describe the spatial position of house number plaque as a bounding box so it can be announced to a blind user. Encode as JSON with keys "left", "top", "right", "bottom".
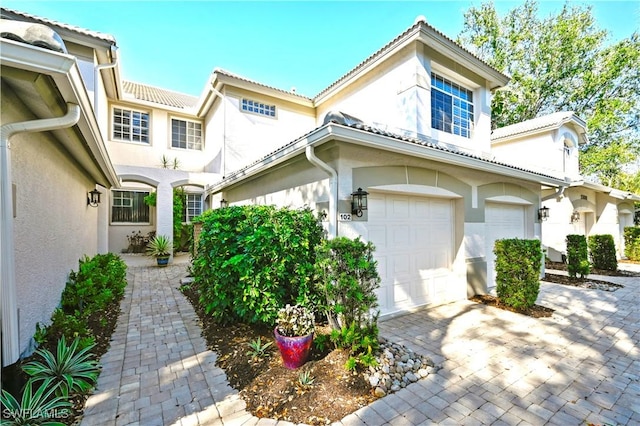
{"left": 338, "top": 213, "right": 352, "bottom": 221}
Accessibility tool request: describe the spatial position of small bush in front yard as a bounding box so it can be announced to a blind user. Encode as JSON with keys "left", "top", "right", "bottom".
{"left": 193, "top": 205, "right": 324, "bottom": 326}
{"left": 494, "top": 239, "right": 542, "bottom": 310}
{"left": 315, "top": 237, "right": 381, "bottom": 368}
{"left": 566, "top": 234, "right": 590, "bottom": 279}
{"left": 588, "top": 234, "right": 618, "bottom": 271}
{"left": 624, "top": 227, "right": 640, "bottom": 261}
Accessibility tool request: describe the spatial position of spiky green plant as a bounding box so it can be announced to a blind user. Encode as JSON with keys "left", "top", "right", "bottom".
{"left": 22, "top": 336, "right": 100, "bottom": 396}
{"left": 246, "top": 337, "right": 273, "bottom": 361}
{"left": 0, "top": 378, "right": 72, "bottom": 425}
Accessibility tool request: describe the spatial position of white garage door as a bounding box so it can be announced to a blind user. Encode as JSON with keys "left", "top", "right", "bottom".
{"left": 367, "top": 193, "right": 454, "bottom": 316}
{"left": 485, "top": 203, "right": 526, "bottom": 289}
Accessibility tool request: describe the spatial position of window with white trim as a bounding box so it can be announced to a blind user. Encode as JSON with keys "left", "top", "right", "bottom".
{"left": 182, "top": 193, "right": 203, "bottom": 223}
{"left": 431, "top": 73, "right": 474, "bottom": 138}
{"left": 241, "top": 98, "right": 276, "bottom": 117}
{"left": 171, "top": 118, "right": 202, "bottom": 150}
{"left": 111, "top": 190, "right": 150, "bottom": 223}
{"left": 112, "top": 108, "right": 150, "bottom": 143}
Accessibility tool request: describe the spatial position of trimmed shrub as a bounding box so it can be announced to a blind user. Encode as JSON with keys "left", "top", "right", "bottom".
{"left": 588, "top": 234, "right": 618, "bottom": 271}
{"left": 566, "top": 234, "right": 590, "bottom": 279}
{"left": 315, "top": 237, "right": 381, "bottom": 369}
{"left": 193, "top": 205, "right": 324, "bottom": 326}
{"left": 494, "top": 239, "right": 542, "bottom": 310}
{"left": 315, "top": 237, "right": 380, "bottom": 331}
{"left": 624, "top": 227, "right": 640, "bottom": 261}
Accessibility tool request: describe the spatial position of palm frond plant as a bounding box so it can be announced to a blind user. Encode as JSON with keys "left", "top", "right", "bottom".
{"left": 146, "top": 234, "right": 173, "bottom": 257}
{"left": 22, "top": 336, "right": 100, "bottom": 396}
{"left": 0, "top": 378, "right": 72, "bottom": 426}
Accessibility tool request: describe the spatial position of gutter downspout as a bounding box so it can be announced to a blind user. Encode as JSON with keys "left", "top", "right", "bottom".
{"left": 305, "top": 145, "right": 337, "bottom": 238}
{"left": 541, "top": 185, "right": 566, "bottom": 202}
{"left": 93, "top": 47, "right": 118, "bottom": 133}
{"left": 210, "top": 85, "right": 227, "bottom": 178}
{"left": 0, "top": 103, "right": 81, "bottom": 366}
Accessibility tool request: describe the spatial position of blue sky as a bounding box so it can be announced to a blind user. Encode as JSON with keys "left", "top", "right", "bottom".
{"left": 4, "top": 1, "right": 639, "bottom": 98}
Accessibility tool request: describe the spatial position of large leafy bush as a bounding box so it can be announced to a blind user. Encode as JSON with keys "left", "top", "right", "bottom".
{"left": 566, "top": 234, "right": 590, "bottom": 279}
{"left": 588, "top": 234, "right": 618, "bottom": 271}
{"left": 624, "top": 227, "right": 640, "bottom": 261}
{"left": 494, "top": 239, "right": 542, "bottom": 309}
{"left": 193, "top": 205, "right": 324, "bottom": 325}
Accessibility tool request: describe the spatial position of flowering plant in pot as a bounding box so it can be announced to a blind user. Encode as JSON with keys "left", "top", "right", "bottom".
{"left": 274, "top": 304, "right": 315, "bottom": 369}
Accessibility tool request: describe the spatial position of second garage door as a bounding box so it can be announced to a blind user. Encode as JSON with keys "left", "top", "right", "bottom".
{"left": 367, "top": 193, "right": 454, "bottom": 316}
{"left": 485, "top": 202, "right": 526, "bottom": 289}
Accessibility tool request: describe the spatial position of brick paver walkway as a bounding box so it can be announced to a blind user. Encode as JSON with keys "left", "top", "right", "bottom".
{"left": 81, "top": 258, "right": 640, "bottom": 425}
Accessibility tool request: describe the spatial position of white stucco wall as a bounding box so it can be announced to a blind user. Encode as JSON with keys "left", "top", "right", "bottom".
{"left": 492, "top": 124, "right": 580, "bottom": 179}
{"left": 315, "top": 42, "right": 494, "bottom": 156}
{"left": 3, "top": 94, "right": 100, "bottom": 357}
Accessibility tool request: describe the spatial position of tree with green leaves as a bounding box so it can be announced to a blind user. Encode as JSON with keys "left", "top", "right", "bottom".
{"left": 457, "top": 0, "right": 640, "bottom": 192}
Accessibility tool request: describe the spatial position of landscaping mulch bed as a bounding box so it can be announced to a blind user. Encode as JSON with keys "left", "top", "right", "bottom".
{"left": 469, "top": 294, "right": 555, "bottom": 318}
{"left": 181, "top": 285, "right": 375, "bottom": 425}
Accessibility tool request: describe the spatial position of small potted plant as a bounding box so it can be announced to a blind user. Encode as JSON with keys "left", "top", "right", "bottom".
{"left": 146, "top": 234, "right": 173, "bottom": 266}
{"left": 274, "top": 304, "right": 315, "bottom": 369}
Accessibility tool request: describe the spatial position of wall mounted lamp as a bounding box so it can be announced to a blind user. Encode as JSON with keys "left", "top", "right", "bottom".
{"left": 351, "top": 187, "right": 369, "bottom": 217}
{"left": 87, "top": 189, "right": 101, "bottom": 207}
{"left": 220, "top": 199, "right": 228, "bottom": 208}
{"left": 571, "top": 210, "right": 580, "bottom": 224}
{"left": 538, "top": 206, "right": 550, "bottom": 221}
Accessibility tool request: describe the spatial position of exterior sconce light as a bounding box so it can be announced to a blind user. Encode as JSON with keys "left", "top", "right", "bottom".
{"left": 351, "top": 187, "right": 369, "bottom": 217}
{"left": 220, "top": 199, "right": 228, "bottom": 208}
{"left": 571, "top": 210, "right": 580, "bottom": 224}
{"left": 87, "top": 189, "right": 101, "bottom": 207}
{"left": 538, "top": 206, "right": 549, "bottom": 221}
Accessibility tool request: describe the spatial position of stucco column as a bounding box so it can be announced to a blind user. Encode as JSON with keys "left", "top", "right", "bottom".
{"left": 156, "top": 182, "right": 174, "bottom": 258}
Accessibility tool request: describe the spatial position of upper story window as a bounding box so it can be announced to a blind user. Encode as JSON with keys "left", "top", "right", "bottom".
{"left": 111, "top": 190, "right": 150, "bottom": 223}
{"left": 241, "top": 98, "right": 276, "bottom": 117}
{"left": 171, "top": 118, "right": 202, "bottom": 150}
{"left": 113, "top": 108, "right": 150, "bottom": 143}
{"left": 431, "top": 73, "right": 474, "bottom": 138}
{"left": 182, "top": 193, "right": 203, "bottom": 223}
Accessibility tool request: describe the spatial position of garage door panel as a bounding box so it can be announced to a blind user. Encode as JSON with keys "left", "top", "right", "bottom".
{"left": 368, "top": 196, "right": 387, "bottom": 220}
{"left": 368, "top": 193, "right": 455, "bottom": 315}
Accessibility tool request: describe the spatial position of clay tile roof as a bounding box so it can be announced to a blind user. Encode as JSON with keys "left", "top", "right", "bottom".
{"left": 0, "top": 7, "right": 115, "bottom": 44}
{"left": 215, "top": 68, "right": 312, "bottom": 100}
{"left": 491, "top": 112, "right": 579, "bottom": 141}
{"left": 123, "top": 81, "right": 199, "bottom": 109}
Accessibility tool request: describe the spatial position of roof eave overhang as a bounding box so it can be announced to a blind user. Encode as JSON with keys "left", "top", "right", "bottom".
{"left": 417, "top": 27, "right": 510, "bottom": 90}
{"left": 582, "top": 181, "right": 640, "bottom": 201}
{"left": 208, "top": 124, "right": 566, "bottom": 195}
{"left": 492, "top": 114, "right": 588, "bottom": 145}
{"left": 195, "top": 71, "right": 314, "bottom": 118}
{"left": 1, "top": 39, "right": 120, "bottom": 188}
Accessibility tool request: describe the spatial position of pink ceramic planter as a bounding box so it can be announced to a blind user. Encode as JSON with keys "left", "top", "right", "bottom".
{"left": 274, "top": 328, "right": 314, "bottom": 369}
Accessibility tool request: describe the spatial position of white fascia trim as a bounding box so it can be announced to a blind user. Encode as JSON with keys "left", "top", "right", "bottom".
{"left": 1, "top": 39, "right": 120, "bottom": 187}
{"left": 208, "top": 124, "right": 567, "bottom": 195}
{"left": 206, "top": 126, "right": 333, "bottom": 195}
{"left": 328, "top": 125, "right": 567, "bottom": 187}
{"left": 417, "top": 28, "right": 510, "bottom": 89}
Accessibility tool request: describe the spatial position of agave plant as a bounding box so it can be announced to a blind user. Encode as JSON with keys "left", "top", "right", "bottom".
{"left": 0, "top": 378, "right": 72, "bottom": 425}
{"left": 146, "top": 234, "right": 173, "bottom": 257}
{"left": 22, "top": 336, "right": 100, "bottom": 396}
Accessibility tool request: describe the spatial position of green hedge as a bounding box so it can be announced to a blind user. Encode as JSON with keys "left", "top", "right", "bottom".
{"left": 566, "top": 234, "right": 590, "bottom": 279}
{"left": 588, "top": 234, "right": 618, "bottom": 271}
{"left": 38, "top": 253, "right": 127, "bottom": 349}
{"left": 624, "top": 227, "right": 640, "bottom": 261}
{"left": 193, "top": 205, "right": 324, "bottom": 326}
{"left": 494, "top": 239, "right": 542, "bottom": 309}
